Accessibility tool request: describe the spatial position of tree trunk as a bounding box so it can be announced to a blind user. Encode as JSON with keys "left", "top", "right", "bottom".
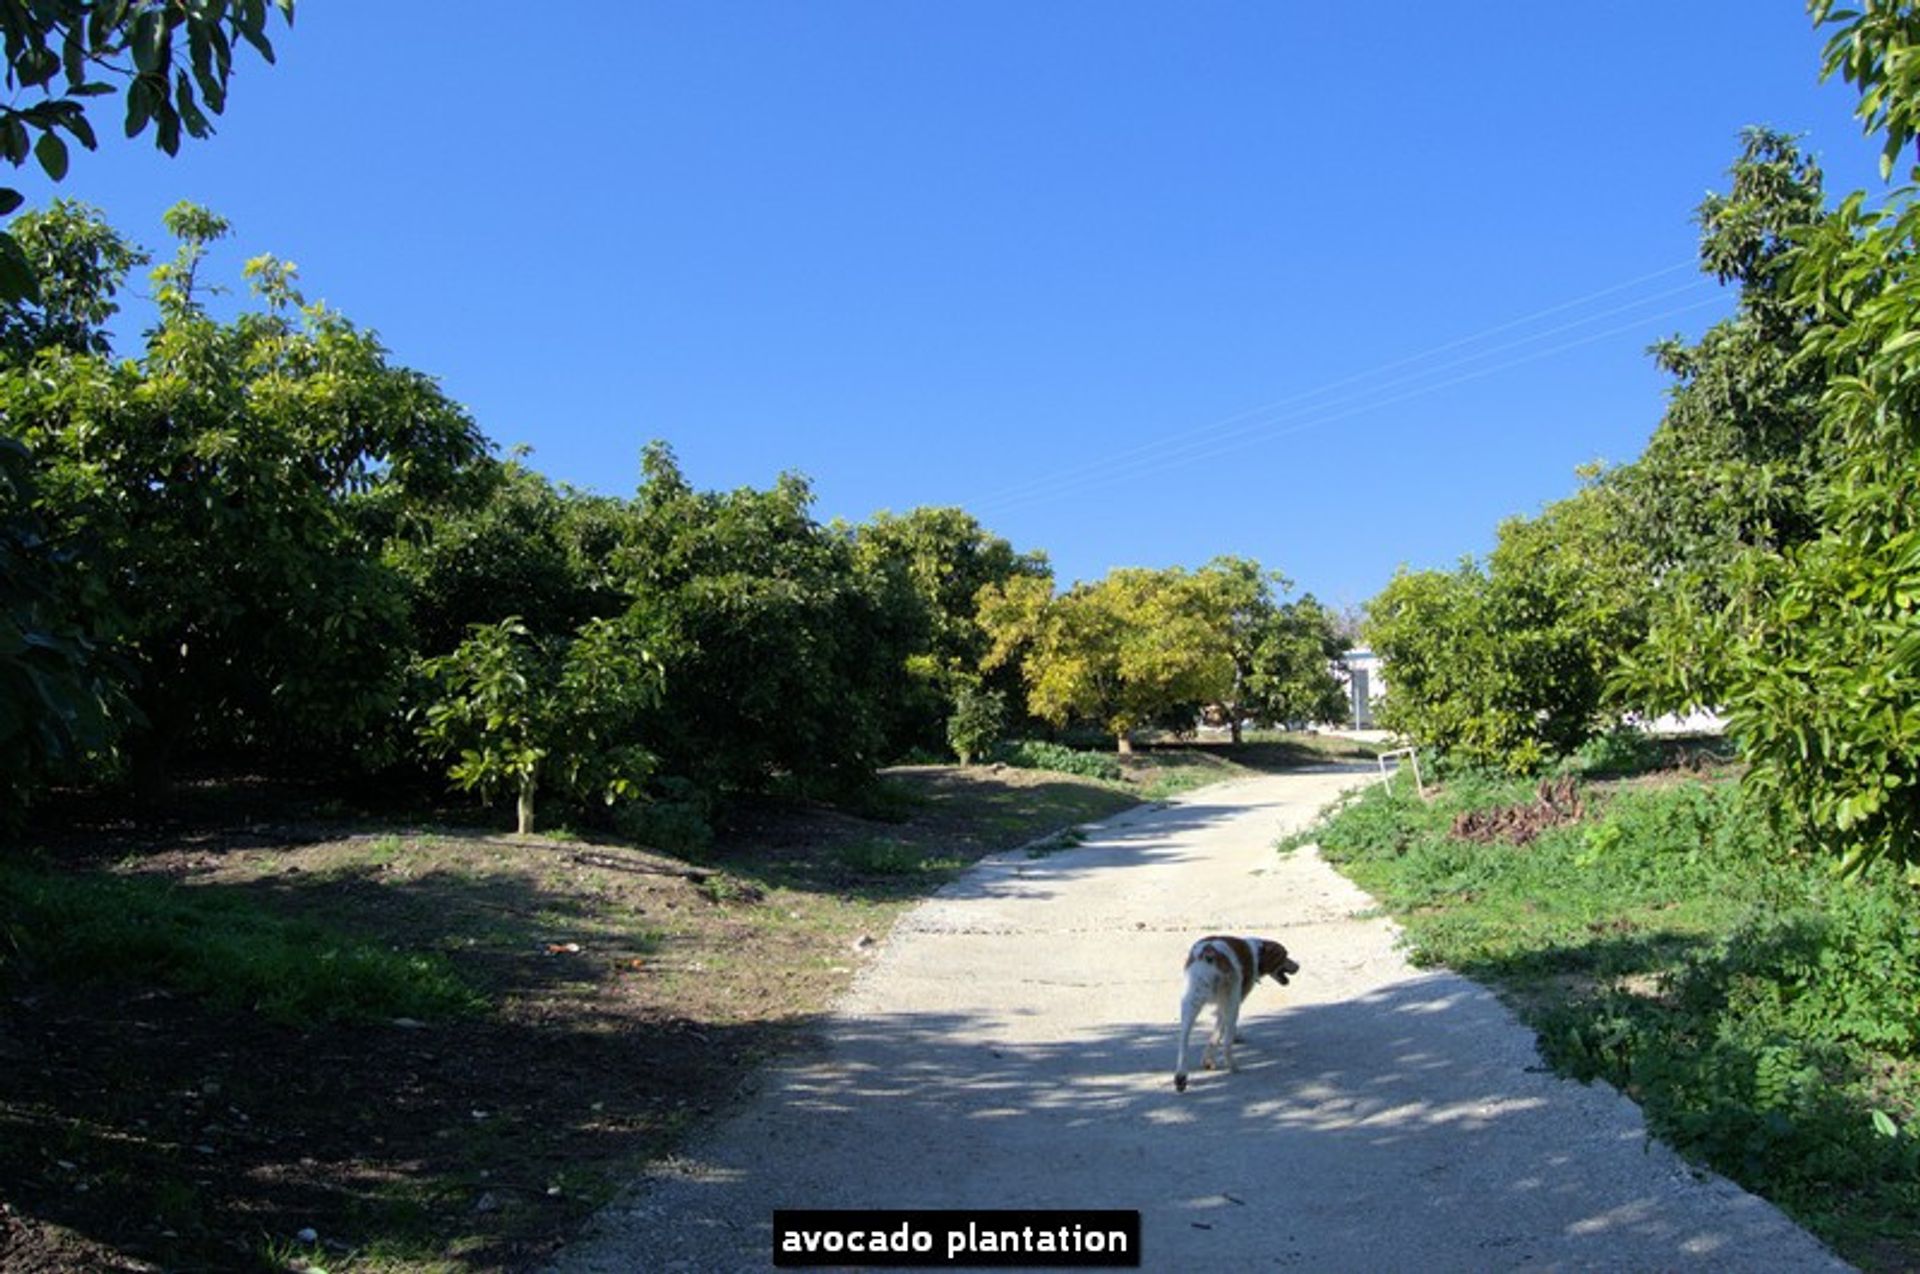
{"left": 1230, "top": 718, "right": 1243, "bottom": 745}
{"left": 517, "top": 775, "right": 537, "bottom": 836}
{"left": 1116, "top": 732, "right": 1133, "bottom": 755}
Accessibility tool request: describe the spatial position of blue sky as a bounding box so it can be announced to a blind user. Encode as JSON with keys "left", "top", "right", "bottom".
{"left": 8, "top": 2, "right": 1889, "bottom": 611}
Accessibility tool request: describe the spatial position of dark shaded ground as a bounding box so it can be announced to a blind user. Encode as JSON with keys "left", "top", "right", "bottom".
{"left": 0, "top": 754, "right": 1227, "bottom": 1272}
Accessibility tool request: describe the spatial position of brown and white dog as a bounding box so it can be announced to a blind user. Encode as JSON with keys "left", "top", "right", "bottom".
{"left": 1173, "top": 935, "right": 1298, "bottom": 1092}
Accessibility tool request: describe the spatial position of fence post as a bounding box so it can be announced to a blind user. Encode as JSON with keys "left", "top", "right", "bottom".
{"left": 1377, "top": 746, "right": 1428, "bottom": 801}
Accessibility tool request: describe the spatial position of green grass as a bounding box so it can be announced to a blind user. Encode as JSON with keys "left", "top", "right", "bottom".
{"left": 834, "top": 837, "right": 949, "bottom": 876}
{"left": 0, "top": 858, "right": 482, "bottom": 1026}
{"left": 1293, "top": 773, "right": 1920, "bottom": 1268}
{"left": 992, "top": 739, "right": 1125, "bottom": 781}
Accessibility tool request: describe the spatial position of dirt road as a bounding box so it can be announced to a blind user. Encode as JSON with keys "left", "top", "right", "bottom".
{"left": 552, "top": 767, "right": 1848, "bottom": 1272}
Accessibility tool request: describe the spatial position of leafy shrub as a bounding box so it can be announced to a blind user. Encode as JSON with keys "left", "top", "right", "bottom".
{"left": 1699, "top": 884, "right": 1920, "bottom": 1058}
{"left": 946, "top": 683, "right": 1006, "bottom": 765}
{"left": 991, "top": 739, "right": 1123, "bottom": 782}
{"left": 1545, "top": 880, "right": 1920, "bottom": 1205}
{"left": 611, "top": 777, "right": 714, "bottom": 859}
{"left": 1572, "top": 725, "right": 1661, "bottom": 777}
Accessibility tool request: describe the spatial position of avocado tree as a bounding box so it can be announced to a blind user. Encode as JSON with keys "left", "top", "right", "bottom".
{"left": 1243, "top": 595, "right": 1350, "bottom": 730}
{"left": 618, "top": 442, "right": 909, "bottom": 796}
{"left": 0, "top": 200, "right": 142, "bottom": 820}
{"left": 0, "top": 434, "right": 119, "bottom": 827}
{"left": 1367, "top": 476, "right": 1648, "bottom": 772}
{"left": 1198, "top": 556, "right": 1347, "bottom": 738}
{"left": 417, "top": 616, "right": 663, "bottom": 835}
{"left": 1608, "top": 129, "right": 1832, "bottom": 716}
{"left": 1626, "top": 2, "right": 1920, "bottom": 873}
{"left": 384, "top": 458, "right": 629, "bottom": 659}
{"left": 5, "top": 204, "right": 490, "bottom": 787}
{"left": 1706, "top": 2, "right": 1920, "bottom": 871}
{"left": 1365, "top": 562, "right": 1508, "bottom": 762}
{"left": 849, "top": 505, "right": 1050, "bottom": 756}
{"left": 0, "top": 198, "right": 149, "bottom": 361}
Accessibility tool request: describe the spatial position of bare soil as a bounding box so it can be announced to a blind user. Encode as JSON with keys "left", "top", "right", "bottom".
{"left": 0, "top": 759, "right": 1189, "bottom": 1272}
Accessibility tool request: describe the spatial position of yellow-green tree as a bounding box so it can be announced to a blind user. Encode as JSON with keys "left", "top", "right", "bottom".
{"left": 978, "top": 566, "right": 1234, "bottom": 752}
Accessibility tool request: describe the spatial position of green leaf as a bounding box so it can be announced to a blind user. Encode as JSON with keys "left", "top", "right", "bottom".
{"left": 0, "top": 231, "right": 41, "bottom": 305}
{"left": 0, "top": 187, "right": 24, "bottom": 216}
{"left": 131, "top": 9, "right": 169, "bottom": 74}
{"left": 34, "top": 131, "right": 70, "bottom": 181}
{"left": 2, "top": 117, "right": 29, "bottom": 165}
{"left": 235, "top": 18, "right": 277, "bottom": 64}
{"left": 155, "top": 101, "right": 182, "bottom": 155}
{"left": 1871, "top": 1109, "right": 1899, "bottom": 1138}
{"left": 124, "top": 76, "right": 159, "bottom": 138}
{"left": 15, "top": 45, "right": 61, "bottom": 88}
{"left": 1881, "top": 328, "right": 1920, "bottom": 356}
{"left": 59, "top": 110, "right": 97, "bottom": 150}
{"left": 174, "top": 71, "right": 212, "bottom": 138}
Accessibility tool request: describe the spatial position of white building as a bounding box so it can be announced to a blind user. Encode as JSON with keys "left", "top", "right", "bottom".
{"left": 1335, "top": 648, "right": 1386, "bottom": 728}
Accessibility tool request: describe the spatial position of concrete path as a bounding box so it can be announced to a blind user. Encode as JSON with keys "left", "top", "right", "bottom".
{"left": 552, "top": 767, "right": 1849, "bottom": 1273}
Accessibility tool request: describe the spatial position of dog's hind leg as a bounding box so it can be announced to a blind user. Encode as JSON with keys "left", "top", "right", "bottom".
{"left": 1217, "top": 992, "right": 1243, "bottom": 1072}
{"left": 1174, "top": 980, "right": 1209, "bottom": 1092}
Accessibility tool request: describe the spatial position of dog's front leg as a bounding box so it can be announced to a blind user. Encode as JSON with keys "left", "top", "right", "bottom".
{"left": 1174, "top": 981, "right": 1208, "bottom": 1092}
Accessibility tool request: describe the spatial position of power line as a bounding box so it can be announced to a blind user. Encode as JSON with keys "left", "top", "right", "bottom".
{"left": 975, "top": 276, "right": 1716, "bottom": 513}
{"left": 974, "top": 259, "right": 1706, "bottom": 511}
{"left": 983, "top": 293, "right": 1727, "bottom": 515}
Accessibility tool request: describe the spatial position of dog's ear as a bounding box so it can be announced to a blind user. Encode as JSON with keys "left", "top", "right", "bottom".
{"left": 1260, "top": 940, "right": 1298, "bottom": 985}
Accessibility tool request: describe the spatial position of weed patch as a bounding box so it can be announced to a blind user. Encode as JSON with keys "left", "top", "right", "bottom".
{"left": 833, "top": 837, "right": 935, "bottom": 876}
{"left": 1294, "top": 774, "right": 1920, "bottom": 1268}
{"left": 993, "top": 740, "right": 1124, "bottom": 782}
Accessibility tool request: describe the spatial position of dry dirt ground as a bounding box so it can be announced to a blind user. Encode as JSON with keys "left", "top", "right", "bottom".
{"left": 3, "top": 747, "right": 1362, "bottom": 1272}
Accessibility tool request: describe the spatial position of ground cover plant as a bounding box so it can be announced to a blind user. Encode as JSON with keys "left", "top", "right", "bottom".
{"left": 1287, "top": 753, "right": 1920, "bottom": 1269}
{"left": 0, "top": 737, "right": 1351, "bottom": 1272}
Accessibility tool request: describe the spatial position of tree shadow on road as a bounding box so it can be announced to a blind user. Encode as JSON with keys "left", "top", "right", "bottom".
{"left": 565, "top": 974, "right": 1842, "bottom": 1272}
